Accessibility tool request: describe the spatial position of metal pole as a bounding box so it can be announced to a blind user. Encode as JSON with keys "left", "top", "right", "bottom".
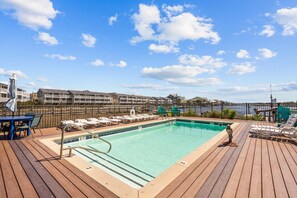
{"left": 245, "top": 103, "right": 248, "bottom": 120}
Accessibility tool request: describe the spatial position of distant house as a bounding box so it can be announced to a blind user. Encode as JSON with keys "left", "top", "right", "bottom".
{"left": 37, "top": 89, "right": 72, "bottom": 104}
{"left": 112, "top": 93, "right": 150, "bottom": 105}
{"left": 37, "top": 88, "right": 173, "bottom": 105}
{"left": 37, "top": 88, "right": 113, "bottom": 105}
{"left": 0, "top": 83, "right": 30, "bottom": 103}
{"left": 69, "top": 90, "right": 113, "bottom": 105}
{"left": 167, "top": 94, "right": 185, "bottom": 104}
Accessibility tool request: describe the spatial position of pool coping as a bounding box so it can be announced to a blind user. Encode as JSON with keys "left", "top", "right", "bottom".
{"left": 40, "top": 118, "right": 238, "bottom": 198}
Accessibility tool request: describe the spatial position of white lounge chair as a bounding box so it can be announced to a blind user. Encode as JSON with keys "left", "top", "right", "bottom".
{"left": 61, "top": 120, "right": 86, "bottom": 131}
{"left": 75, "top": 119, "right": 98, "bottom": 127}
{"left": 251, "top": 125, "right": 297, "bottom": 140}
{"left": 87, "top": 118, "right": 111, "bottom": 126}
{"left": 99, "top": 117, "right": 120, "bottom": 125}
{"left": 251, "top": 114, "right": 297, "bottom": 129}
{"left": 109, "top": 116, "right": 123, "bottom": 122}
{"left": 121, "top": 115, "right": 136, "bottom": 123}
{"left": 146, "top": 113, "right": 159, "bottom": 119}
{"left": 131, "top": 115, "right": 145, "bottom": 121}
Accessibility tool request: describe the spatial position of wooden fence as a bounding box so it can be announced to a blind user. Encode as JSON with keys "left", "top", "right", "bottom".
{"left": 0, "top": 104, "right": 151, "bottom": 128}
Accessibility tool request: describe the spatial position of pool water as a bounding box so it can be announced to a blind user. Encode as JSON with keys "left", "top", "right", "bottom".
{"left": 65, "top": 121, "right": 226, "bottom": 188}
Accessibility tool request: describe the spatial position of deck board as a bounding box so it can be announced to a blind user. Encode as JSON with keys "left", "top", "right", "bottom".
{"left": 21, "top": 140, "right": 87, "bottom": 197}
{"left": 182, "top": 124, "right": 248, "bottom": 197}
{"left": 33, "top": 139, "right": 118, "bottom": 198}
{"left": 273, "top": 141, "right": 297, "bottom": 197}
{"left": 249, "top": 138, "right": 262, "bottom": 198}
{"left": 0, "top": 162, "right": 7, "bottom": 198}
{"left": 13, "top": 140, "right": 70, "bottom": 197}
{"left": 196, "top": 123, "right": 249, "bottom": 198}
{"left": 222, "top": 127, "right": 252, "bottom": 198}
{"left": 261, "top": 139, "right": 275, "bottom": 198}
{"left": 267, "top": 140, "right": 289, "bottom": 198}
{"left": 1, "top": 118, "right": 297, "bottom": 198}
{"left": 207, "top": 124, "right": 251, "bottom": 198}
{"left": 2, "top": 141, "right": 38, "bottom": 198}
{"left": 26, "top": 139, "right": 103, "bottom": 198}
{"left": 9, "top": 141, "right": 57, "bottom": 197}
{"left": 178, "top": 124, "right": 245, "bottom": 197}
{"left": 157, "top": 123, "right": 243, "bottom": 198}
{"left": 0, "top": 142, "right": 23, "bottom": 197}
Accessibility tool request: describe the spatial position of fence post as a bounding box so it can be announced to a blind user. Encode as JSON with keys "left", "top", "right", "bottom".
{"left": 60, "top": 106, "right": 63, "bottom": 123}
{"left": 220, "top": 102, "right": 223, "bottom": 119}
{"left": 245, "top": 103, "right": 248, "bottom": 120}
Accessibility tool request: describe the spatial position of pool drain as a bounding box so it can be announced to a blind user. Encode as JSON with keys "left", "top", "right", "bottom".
{"left": 85, "top": 166, "right": 93, "bottom": 171}
{"left": 177, "top": 161, "right": 187, "bottom": 166}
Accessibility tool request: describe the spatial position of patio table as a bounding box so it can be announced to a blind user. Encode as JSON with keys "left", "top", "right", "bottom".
{"left": 0, "top": 116, "right": 33, "bottom": 140}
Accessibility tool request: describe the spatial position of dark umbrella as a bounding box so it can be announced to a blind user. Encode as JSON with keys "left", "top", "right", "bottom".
{"left": 3, "top": 73, "right": 17, "bottom": 114}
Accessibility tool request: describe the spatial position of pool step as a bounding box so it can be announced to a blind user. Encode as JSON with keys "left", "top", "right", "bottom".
{"left": 74, "top": 148, "right": 154, "bottom": 188}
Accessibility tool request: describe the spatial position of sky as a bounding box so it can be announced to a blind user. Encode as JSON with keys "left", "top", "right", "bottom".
{"left": 0, "top": 0, "right": 297, "bottom": 102}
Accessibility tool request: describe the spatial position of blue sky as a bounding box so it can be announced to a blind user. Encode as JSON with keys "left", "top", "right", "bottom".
{"left": 0, "top": 0, "right": 297, "bottom": 102}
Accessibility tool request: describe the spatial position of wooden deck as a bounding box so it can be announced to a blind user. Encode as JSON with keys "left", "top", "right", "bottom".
{"left": 1, "top": 119, "right": 297, "bottom": 197}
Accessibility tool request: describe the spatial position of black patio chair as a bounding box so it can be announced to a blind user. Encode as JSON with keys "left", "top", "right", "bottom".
{"left": 16, "top": 114, "right": 43, "bottom": 138}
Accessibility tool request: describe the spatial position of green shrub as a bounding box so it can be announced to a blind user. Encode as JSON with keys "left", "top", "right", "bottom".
{"left": 222, "top": 109, "right": 230, "bottom": 119}
{"left": 221, "top": 109, "right": 237, "bottom": 119}
{"left": 239, "top": 114, "right": 264, "bottom": 121}
{"left": 182, "top": 108, "right": 197, "bottom": 116}
{"left": 202, "top": 110, "right": 220, "bottom": 118}
{"left": 228, "top": 110, "right": 237, "bottom": 119}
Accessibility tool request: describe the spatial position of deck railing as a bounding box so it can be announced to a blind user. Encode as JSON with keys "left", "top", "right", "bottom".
{"left": 0, "top": 104, "right": 151, "bottom": 128}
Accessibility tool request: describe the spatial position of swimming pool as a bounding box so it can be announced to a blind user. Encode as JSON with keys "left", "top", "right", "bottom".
{"left": 64, "top": 120, "right": 227, "bottom": 188}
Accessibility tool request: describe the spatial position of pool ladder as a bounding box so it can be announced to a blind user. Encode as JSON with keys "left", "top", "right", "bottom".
{"left": 59, "top": 123, "right": 112, "bottom": 159}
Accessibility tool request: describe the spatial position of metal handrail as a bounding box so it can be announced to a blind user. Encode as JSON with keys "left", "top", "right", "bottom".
{"left": 59, "top": 123, "right": 112, "bottom": 159}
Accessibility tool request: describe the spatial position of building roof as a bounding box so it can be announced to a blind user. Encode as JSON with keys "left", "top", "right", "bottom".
{"left": 38, "top": 88, "right": 70, "bottom": 94}
{"left": 69, "top": 90, "right": 111, "bottom": 96}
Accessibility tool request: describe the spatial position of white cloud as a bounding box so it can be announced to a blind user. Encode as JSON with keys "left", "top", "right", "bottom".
{"left": 91, "top": 59, "right": 104, "bottom": 66}
{"left": 142, "top": 65, "right": 209, "bottom": 79}
{"left": 141, "top": 65, "right": 222, "bottom": 86}
{"left": 121, "top": 84, "right": 178, "bottom": 91}
{"left": 281, "top": 81, "right": 297, "bottom": 91}
{"left": 274, "top": 7, "right": 297, "bottom": 36}
{"left": 37, "top": 77, "right": 48, "bottom": 82}
{"left": 148, "top": 43, "right": 179, "bottom": 53}
{"left": 228, "top": 62, "right": 256, "bottom": 75}
{"left": 217, "top": 86, "right": 268, "bottom": 95}
{"left": 236, "top": 49, "right": 250, "bottom": 59}
{"left": 167, "top": 77, "right": 222, "bottom": 86}
{"left": 38, "top": 32, "right": 58, "bottom": 45}
{"left": 178, "top": 54, "right": 226, "bottom": 69}
{"left": 131, "top": 4, "right": 160, "bottom": 43}
{"left": 131, "top": 4, "right": 220, "bottom": 46}
{"left": 141, "top": 53, "right": 226, "bottom": 86}
{"left": 157, "top": 13, "right": 220, "bottom": 44}
{"left": 258, "top": 48, "right": 277, "bottom": 59}
{"left": 162, "top": 4, "right": 184, "bottom": 17}
{"left": 217, "top": 50, "right": 225, "bottom": 55}
{"left": 115, "top": 60, "right": 127, "bottom": 68}
{"left": 0, "top": 68, "right": 27, "bottom": 79}
{"left": 45, "top": 54, "right": 76, "bottom": 61}
{"left": 108, "top": 14, "right": 117, "bottom": 25}
{"left": 259, "top": 25, "right": 275, "bottom": 37}
{"left": 26, "top": 82, "right": 36, "bottom": 87}
{"left": 82, "top": 33, "right": 96, "bottom": 48}
{"left": 0, "top": 0, "right": 58, "bottom": 30}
